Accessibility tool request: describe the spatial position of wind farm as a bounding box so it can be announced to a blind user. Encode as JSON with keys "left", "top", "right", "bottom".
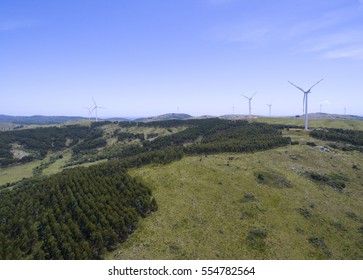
{"left": 1, "top": 1, "right": 363, "bottom": 274}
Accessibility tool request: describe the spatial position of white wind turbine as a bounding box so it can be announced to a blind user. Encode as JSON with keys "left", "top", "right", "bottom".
{"left": 241, "top": 92, "right": 257, "bottom": 119}
{"left": 288, "top": 79, "right": 323, "bottom": 130}
{"left": 266, "top": 103, "right": 272, "bottom": 117}
{"left": 83, "top": 106, "right": 93, "bottom": 121}
{"left": 91, "top": 97, "right": 106, "bottom": 122}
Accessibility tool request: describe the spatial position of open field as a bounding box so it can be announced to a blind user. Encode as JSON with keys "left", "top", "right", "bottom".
{"left": 256, "top": 117, "right": 363, "bottom": 131}
{"left": 107, "top": 132, "right": 363, "bottom": 259}
{"left": 0, "top": 160, "right": 42, "bottom": 185}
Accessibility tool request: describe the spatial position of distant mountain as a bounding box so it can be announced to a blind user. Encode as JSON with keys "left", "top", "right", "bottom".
{"left": 135, "top": 113, "right": 193, "bottom": 122}
{"left": 192, "top": 115, "right": 217, "bottom": 119}
{"left": 219, "top": 114, "right": 250, "bottom": 120}
{"left": 2, "top": 112, "right": 361, "bottom": 126}
{"left": 0, "top": 115, "right": 87, "bottom": 125}
{"left": 307, "top": 113, "right": 363, "bottom": 120}
{"left": 105, "top": 117, "right": 131, "bottom": 122}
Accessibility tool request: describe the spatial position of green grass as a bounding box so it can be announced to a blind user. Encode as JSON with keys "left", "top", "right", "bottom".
{"left": 42, "top": 152, "right": 72, "bottom": 176}
{"left": 106, "top": 135, "right": 363, "bottom": 259}
{"left": 257, "top": 117, "right": 363, "bottom": 130}
{"left": 0, "top": 160, "right": 42, "bottom": 185}
{"left": 1, "top": 118, "right": 363, "bottom": 259}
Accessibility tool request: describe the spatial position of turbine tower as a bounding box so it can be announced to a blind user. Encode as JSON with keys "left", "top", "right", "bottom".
{"left": 83, "top": 106, "right": 93, "bottom": 121}
{"left": 266, "top": 103, "right": 272, "bottom": 117}
{"left": 288, "top": 79, "right": 323, "bottom": 130}
{"left": 241, "top": 92, "right": 257, "bottom": 120}
{"left": 92, "top": 97, "right": 106, "bottom": 122}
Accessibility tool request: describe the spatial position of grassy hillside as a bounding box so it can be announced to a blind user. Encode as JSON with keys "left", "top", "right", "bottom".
{"left": 1, "top": 118, "right": 362, "bottom": 259}
{"left": 256, "top": 117, "right": 363, "bottom": 131}
{"left": 107, "top": 130, "right": 363, "bottom": 260}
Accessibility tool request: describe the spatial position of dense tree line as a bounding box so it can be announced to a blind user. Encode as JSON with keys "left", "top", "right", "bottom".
{"left": 310, "top": 128, "right": 363, "bottom": 147}
{"left": 116, "top": 131, "right": 145, "bottom": 142}
{"left": 0, "top": 125, "right": 104, "bottom": 166}
{"left": 108, "top": 120, "right": 291, "bottom": 167}
{"left": 72, "top": 138, "right": 107, "bottom": 154}
{"left": 0, "top": 161, "right": 157, "bottom": 259}
{"left": 118, "top": 119, "right": 187, "bottom": 129}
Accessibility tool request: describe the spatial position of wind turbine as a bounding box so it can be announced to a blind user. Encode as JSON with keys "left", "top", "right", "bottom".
{"left": 91, "top": 97, "right": 106, "bottom": 122}
{"left": 266, "top": 103, "right": 272, "bottom": 117}
{"left": 241, "top": 92, "right": 257, "bottom": 119}
{"left": 288, "top": 79, "right": 323, "bottom": 130}
{"left": 83, "top": 106, "right": 93, "bottom": 121}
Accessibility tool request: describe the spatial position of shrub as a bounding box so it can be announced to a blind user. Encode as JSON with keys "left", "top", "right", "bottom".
{"left": 296, "top": 208, "right": 312, "bottom": 219}
{"left": 247, "top": 228, "right": 268, "bottom": 251}
{"left": 308, "top": 236, "right": 327, "bottom": 249}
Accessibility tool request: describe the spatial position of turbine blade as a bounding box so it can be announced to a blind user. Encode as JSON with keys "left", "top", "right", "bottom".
{"left": 92, "top": 97, "right": 97, "bottom": 106}
{"left": 308, "top": 79, "right": 323, "bottom": 92}
{"left": 288, "top": 81, "right": 306, "bottom": 93}
{"left": 251, "top": 91, "right": 257, "bottom": 99}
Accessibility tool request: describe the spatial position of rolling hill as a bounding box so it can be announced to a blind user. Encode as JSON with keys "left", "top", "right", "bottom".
{"left": 0, "top": 117, "right": 362, "bottom": 259}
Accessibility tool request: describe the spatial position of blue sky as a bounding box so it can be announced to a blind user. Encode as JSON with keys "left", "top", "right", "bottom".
{"left": 1, "top": 0, "right": 362, "bottom": 118}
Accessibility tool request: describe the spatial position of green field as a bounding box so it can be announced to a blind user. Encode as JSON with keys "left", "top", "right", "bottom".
{"left": 106, "top": 130, "right": 363, "bottom": 259}
{"left": 256, "top": 117, "right": 363, "bottom": 131}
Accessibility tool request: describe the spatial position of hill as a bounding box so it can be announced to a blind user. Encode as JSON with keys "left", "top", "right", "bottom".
{"left": 135, "top": 113, "right": 192, "bottom": 122}
{"left": 107, "top": 127, "right": 363, "bottom": 260}
{"left": 0, "top": 115, "right": 87, "bottom": 125}
{"left": 307, "top": 113, "right": 363, "bottom": 120}
{"left": 0, "top": 117, "right": 362, "bottom": 259}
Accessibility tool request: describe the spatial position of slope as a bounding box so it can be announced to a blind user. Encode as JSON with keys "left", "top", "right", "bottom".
{"left": 107, "top": 130, "right": 363, "bottom": 259}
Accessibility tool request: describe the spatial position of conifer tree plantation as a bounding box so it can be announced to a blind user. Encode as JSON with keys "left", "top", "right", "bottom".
{"left": 0, "top": 118, "right": 362, "bottom": 259}
{"left": 0, "top": 162, "right": 157, "bottom": 259}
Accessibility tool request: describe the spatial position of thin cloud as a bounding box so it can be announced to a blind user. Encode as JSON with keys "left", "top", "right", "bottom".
{"left": 285, "top": 5, "right": 360, "bottom": 38}
{"left": 290, "top": 3, "right": 363, "bottom": 60}
{"left": 323, "top": 47, "right": 363, "bottom": 60}
{"left": 206, "top": 21, "right": 273, "bottom": 46}
{"left": 297, "top": 29, "right": 363, "bottom": 60}
{"left": 300, "top": 30, "right": 363, "bottom": 52}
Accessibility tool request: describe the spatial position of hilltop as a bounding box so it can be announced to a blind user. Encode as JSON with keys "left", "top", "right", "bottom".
{"left": 1, "top": 112, "right": 362, "bottom": 127}
{"left": 0, "top": 115, "right": 87, "bottom": 125}
{"left": 134, "top": 113, "right": 193, "bottom": 122}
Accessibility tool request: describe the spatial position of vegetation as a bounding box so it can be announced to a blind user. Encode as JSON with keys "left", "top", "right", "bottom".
{"left": 1, "top": 117, "right": 363, "bottom": 260}
{"left": 306, "top": 171, "right": 348, "bottom": 191}
{"left": 0, "top": 161, "right": 157, "bottom": 259}
{"left": 0, "top": 125, "right": 93, "bottom": 166}
{"left": 105, "top": 123, "right": 363, "bottom": 260}
{"left": 310, "top": 128, "right": 363, "bottom": 152}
